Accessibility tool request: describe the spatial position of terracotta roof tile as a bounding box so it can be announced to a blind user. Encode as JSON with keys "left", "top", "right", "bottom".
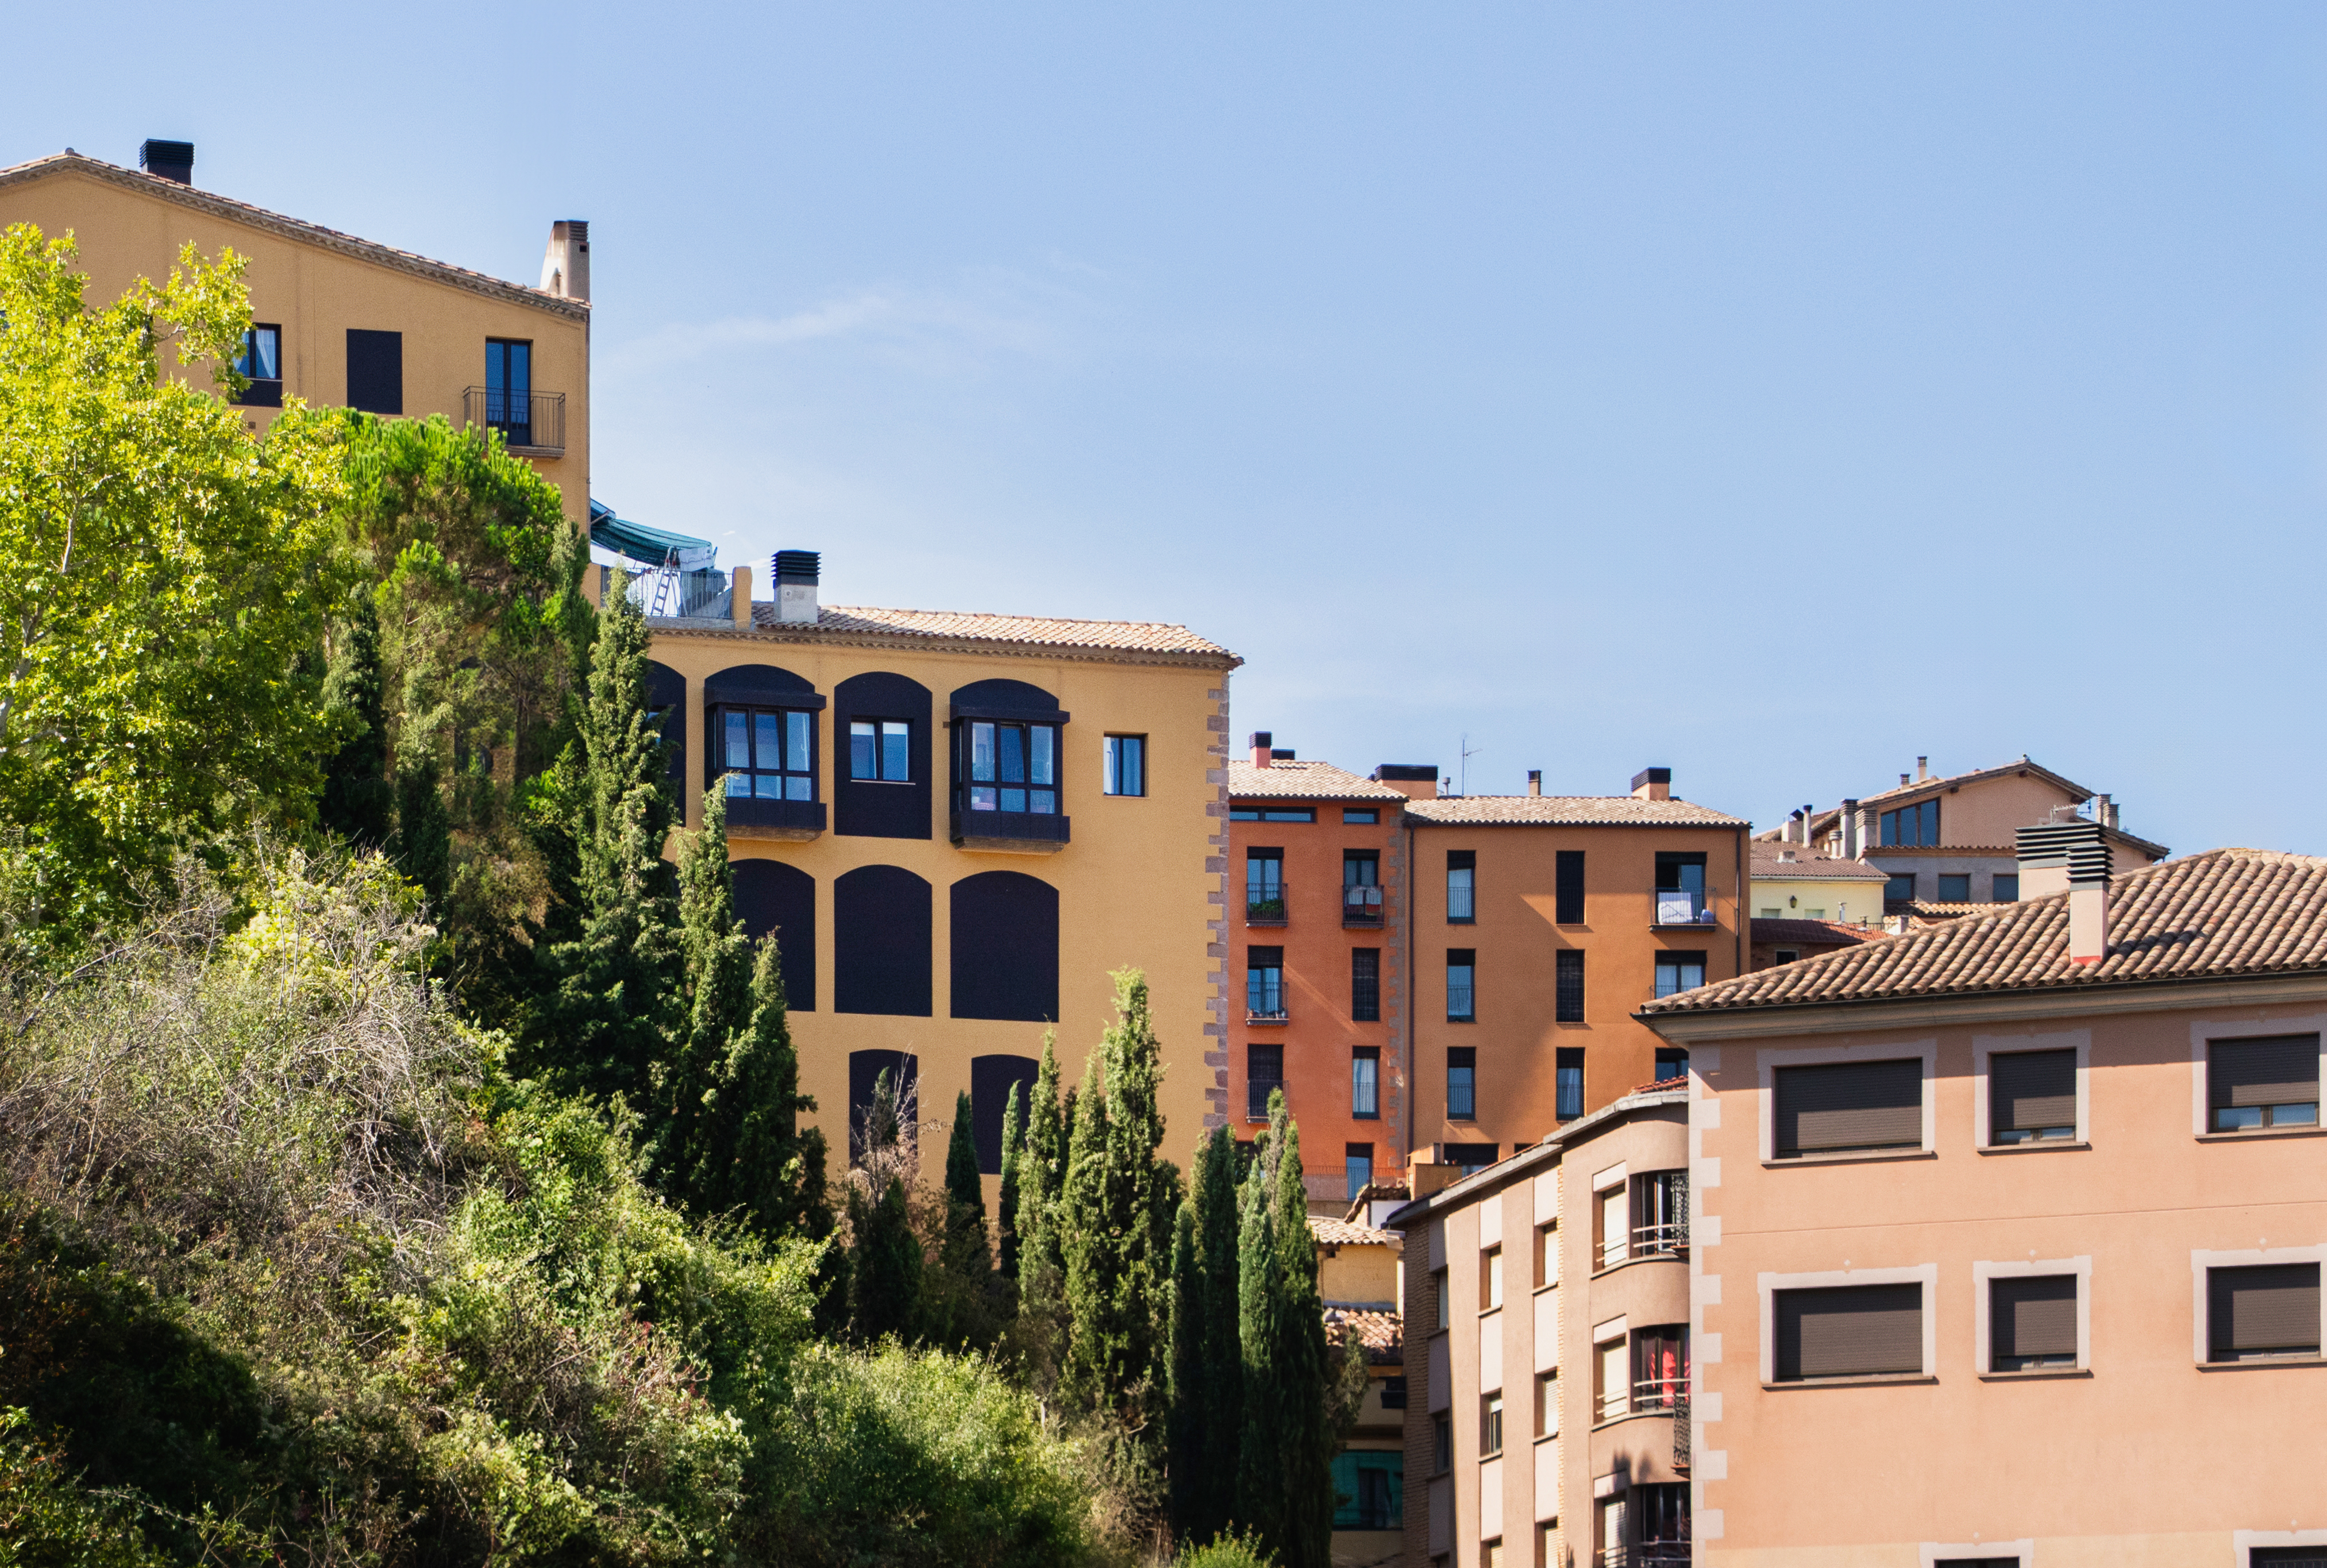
{"left": 742, "top": 601, "right": 1236, "bottom": 661}
{"left": 1231, "top": 760, "right": 1407, "bottom": 802}
{"left": 1752, "top": 918, "right": 1881, "bottom": 947}
{"left": 1403, "top": 795, "right": 1745, "bottom": 829}
{"left": 1751, "top": 847, "right": 1889, "bottom": 881}
{"left": 1323, "top": 1305, "right": 1404, "bottom": 1365}
{"left": 1643, "top": 848, "right": 2327, "bottom": 1015}
{"left": 1308, "top": 1215, "right": 1398, "bottom": 1247}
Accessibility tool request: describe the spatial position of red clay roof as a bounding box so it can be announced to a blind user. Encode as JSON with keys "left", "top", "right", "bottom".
{"left": 1231, "top": 759, "right": 1407, "bottom": 802}
{"left": 1324, "top": 1305, "right": 1404, "bottom": 1366}
{"left": 1751, "top": 847, "right": 1889, "bottom": 881}
{"left": 1403, "top": 795, "right": 1744, "bottom": 829}
{"left": 738, "top": 602, "right": 1238, "bottom": 664}
{"left": 1751, "top": 918, "right": 1881, "bottom": 947}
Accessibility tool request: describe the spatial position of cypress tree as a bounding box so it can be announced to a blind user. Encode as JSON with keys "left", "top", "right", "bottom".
{"left": 847, "top": 1174, "right": 922, "bottom": 1344}
{"left": 1269, "top": 1111, "right": 1335, "bottom": 1568}
{"left": 996, "top": 1081, "right": 1026, "bottom": 1281}
{"left": 1196, "top": 1125, "right": 1245, "bottom": 1540}
{"left": 1058, "top": 1045, "right": 1111, "bottom": 1405}
{"left": 942, "top": 1089, "right": 992, "bottom": 1279}
{"left": 317, "top": 594, "right": 393, "bottom": 846}
{"left": 1166, "top": 1195, "right": 1204, "bottom": 1543}
{"left": 390, "top": 668, "right": 453, "bottom": 909}
{"left": 1016, "top": 1031, "right": 1066, "bottom": 1284}
{"left": 1235, "top": 1104, "right": 1290, "bottom": 1552}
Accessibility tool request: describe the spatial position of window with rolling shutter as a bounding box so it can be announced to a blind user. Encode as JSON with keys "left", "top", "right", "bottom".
{"left": 1990, "top": 1274, "right": 2078, "bottom": 1370}
{"left": 2207, "top": 1263, "right": 2321, "bottom": 1362}
{"left": 2208, "top": 1035, "right": 2321, "bottom": 1132}
{"left": 1990, "top": 1049, "right": 2077, "bottom": 1143}
{"left": 1774, "top": 1283, "right": 1923, "bottom": 1380}
{"left": 2250, "top": 1550, "right": 2327, "bottom": 1566}
{"left": 1774, "top": 1059, "right": 1923, "bottom": 1157}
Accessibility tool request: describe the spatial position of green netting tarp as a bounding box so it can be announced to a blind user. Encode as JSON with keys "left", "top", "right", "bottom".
{"left": 589, "top": 499, "right": 717, "bottom": 571}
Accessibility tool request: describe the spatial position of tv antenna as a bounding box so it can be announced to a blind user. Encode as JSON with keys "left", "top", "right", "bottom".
{"left": 1459, "top": 733, "right": 1483, "bottom": 798}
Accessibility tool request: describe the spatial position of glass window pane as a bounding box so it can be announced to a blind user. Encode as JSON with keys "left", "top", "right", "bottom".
{"left": 756, "top": 773, "right": 783, "bottom": 798}
{"left": 725, "top": 772, "right": 749, "bottom": 797}
{"left": 1031, "top": 789, "right": 1056, "bottom": 814}
{"left": 754, "top": 713, "right": 782, "bottom": 774}
{"left": 1001, "top": 787, "right": 1027, "bottom": 812}
{"left": 1000, "top": 725, "right": 1026, "bottom": 784}
{"left": 249, "top": 326, "right": 279, "bottom": 379}
{"left": 970, "top": 784, "right": 997, "bottom": 811}
{"left": 971, "top": 722, "right": 996, "bottom": 782}
{"left": 1449, "top": 867, "right": 1474, "bottom": 920}
{"left": 787, "top": 711, "right": 811, "bottom": 772}
{"left": 725, "top": 711, "right": 750, "bottom": 769}
{"left": 851, "top": 721, "right": 876, "bottom": 780}
{"left": 1124, "top": 735, "right": 1143, "bottom": 796}
{"left": 1921, "top": 800, "right": 1939, "bottom": 845}
{"left": 786, "top": 774, "right": 812, "bottom": 802}
{"left": 882, "top": 722, "right": 909, "bottom": 781}
{"left": 1103, "top": 736, "right": 1122, "bottom": 796}
{"left": 1030, "top": 725, "right": 1055, "bottom": 785}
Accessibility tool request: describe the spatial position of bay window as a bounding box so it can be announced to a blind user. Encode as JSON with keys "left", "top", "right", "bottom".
{"left": 964, "top": 719, "right": 1058, "bottom": 814}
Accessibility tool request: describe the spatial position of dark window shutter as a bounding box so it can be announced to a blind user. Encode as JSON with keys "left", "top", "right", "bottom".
{"left": 1991, "top": 1049, "right": 2076, "bottom": 1136}
{"left": 345, "top": 329, "right": 403, "bottom": 414}
{"left": 969, "top": 1054, "right": 1040, "bottom": 1174}
{"left": 2209, "top": 1263, "right": 2321, "bottom": 1359}
{"left": 1555, "top": 949, "right": 1584, "bottom": 1023}
{"left": 1774, "top": 1060, "right": 1923, "bottom": 1155}
{"left": 2209, "top": 1035, "right": 2321, "bottom": 1109}
{"left": 847, "top": 1050, "right": 918, "bottom": 1164}
{"left": 949, "top": 871, "right": 1059, "bottom": 1021}
{"left": 731, "top": 858, "right": 815, "bottom": 1012}
{"left": 833, "top": 865, "right": 932, "bottom": 1016}
{"left": 1554, "top": 850, "right": 1585, "bottom": 924}
{"left": 1990, "top": 1274, "right": 2077, "bottom": 1363}
{"left": 1775, "top": 1284, "right": 1922, "bottom": 1380}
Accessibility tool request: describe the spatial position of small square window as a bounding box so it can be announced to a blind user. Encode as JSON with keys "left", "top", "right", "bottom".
{"left": 1885, "top": 873, "right": 1917, "bottom": 903}
{"left": 1936, "top": 873, "right": 1971, "bottom": 902}
{"left": 1990, "top": 1274, "right": 2078, "bottom": 1370}
{"left": 1343, "top": 807, "right": 1379, "bottom": 824}
{"left": 1993, "top": 872, "right": 2021, "bottom": 902}
{"left": 1103, "top": 734, "right": 1146, "bottom": 797}
{"left": 849, "top": 719, "right": 911, "bottom": 782}
{"left": 2207, "top": 1034, "right": 2320, "bottom": 1132}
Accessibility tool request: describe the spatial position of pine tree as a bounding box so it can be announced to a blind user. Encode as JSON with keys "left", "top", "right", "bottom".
{"left": 942, "top": 1090, "right": 992, "bottom": 1279}
{"left": 996, "top": 1081, "right": 1026, "bottom": 1281}
{"left": 317, "top": 594, "right": 393, "bottom": 846}
{"left": 517, "top": 580, "right": 679, "bottom": 1108}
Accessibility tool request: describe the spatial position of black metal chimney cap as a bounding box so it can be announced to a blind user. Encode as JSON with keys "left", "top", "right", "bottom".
{"left": 1631, "top": 766, "right": 1673, "bottom": 791}
{"left": 772, "top": 550, "right": 820, "bottom": 584}
{"left": 1373, "top": 764, "right": 1438, "bottom": 782}
{"left": 139, "top": 140, "right": 194, "bottom": 184}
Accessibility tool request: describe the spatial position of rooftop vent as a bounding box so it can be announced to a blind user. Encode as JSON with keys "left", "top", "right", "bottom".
{"left": 1527, "top": 769, "right": 1542, "bottom": 798}
{"left": 139, "top": 140, "right": 194, "bottom": 184}
{"left": 1632, "top": 766, "right": 1671, "bottom": 801}
{"left": 772, "top": 550, "right": 819, "bottom": 625}
{"left": 2016, "top": 819, "right": 2114, "bottom": 964}
{"left": 540, "top": 219, "right": 591, "bottom": 302}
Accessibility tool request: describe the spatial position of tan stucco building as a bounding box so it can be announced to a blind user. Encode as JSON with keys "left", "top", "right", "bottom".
{"left": 0, "top": 140, "right": 592, "bottom": 521}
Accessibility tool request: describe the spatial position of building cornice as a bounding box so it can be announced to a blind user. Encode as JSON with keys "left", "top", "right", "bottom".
{"left": 644, "top": 618, "right": 1244, "bottom": 672}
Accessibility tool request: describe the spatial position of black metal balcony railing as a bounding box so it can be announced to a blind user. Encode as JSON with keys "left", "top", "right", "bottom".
{"left": 1246, "top": 978, "right": 1286, "bottom": 1024}
{"left": 1247, "top": 1078, "right": 1283, "bottom": 1120}
{"left": 1247, "top": 882, "right": 1287, "bottom": 924}
{"left": 462, "top": 386, "right": 567, "bottom": 454}
{"left": 1597, "top": 1546, "right": 1693, "bottom": 1568}
{"left": 1652, "top": 886, "right": 1717, "bottom": 926}
{"left": 1673, "top": 1389, "right": 1691, "bottom": 1471}
{"left": 1342, "top": 884, "right": 1385, "bottom": 926}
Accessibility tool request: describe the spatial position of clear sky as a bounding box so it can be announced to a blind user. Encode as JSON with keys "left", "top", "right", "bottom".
{"left": 9, "top": 3, "right": 2326, "bottom": 855}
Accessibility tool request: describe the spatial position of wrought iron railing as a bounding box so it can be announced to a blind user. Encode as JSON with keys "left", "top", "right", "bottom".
{"left": 1246, "top": 1079, "right": 1283, "bottom": 1120}
{"left": 462, "top": 386, "right": 567, "bottom": 454}
{"left": 1247, "top": 883, "right": 1288, "bottom": 924}
{"left": 1651, "top": 886, "right": 1717, "bottom": 926}
{"left": 1673, "top": 1389, "right": 1691, "bottom": 1471}
{"left": 1342, "top": 884, "right": 1385, "bottom": 926}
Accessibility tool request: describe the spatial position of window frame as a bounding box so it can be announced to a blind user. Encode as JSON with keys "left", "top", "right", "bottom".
{"left": 233, "top": 322, "right": 283, "bottom": 406}
{"left": 848, "top": 718, "right": 914, "bottom": 784}
{"left": 1480, "top": 1392, "right": 1503, "bottom": 1457}
{"left": 1446, "top": 850, "right": 1476, "bottom": 923}
{"left": 1554, "top": 950, "right": 1584, "bottom": 1023}
{"left": 1351, "top": 947, "right": 1382, "bottom": 1022}
{"left": 484, "top": 336, "right": 534, "bottom": 442}
{"left": 1975, "top": 1033, "right": 2088, "bottom": 1150}
{"left": 958, "top": 716, "right": 1062, "bottom": 817}
{"left": 2191, "top": 1247, "right": 2326, "bottom": 1366}
{"left": 1879, "top": 798, "right": 1940, "bottom": 847}
{"left": 2197, "top": 1028, "right": 2324, "bottom": 1136}
{"left": 1101, "top": 733, "right": 1146, "bottom": 797}
{"left": 1759, "top": 1265, "right": 1937, "bottom": 1385}
{"left": 1652, "top": 949, "right": 1706, "bottom": 1000}
{"left": 1446, "top": 947, "right": 1476, "bottom": 1022}
{"left": 1246, "top": 946, "right": 1286, "bottom": 1023}
{"left": 1351, "top": 1046, "right": 1381, "bottom": 1119}
{"left": 710, "top": 703, "right": 820, "bottom": 803}
{"left": 1342, "top": 807, "right": 1380, "bottom": 824}
{"left": 1972, "top": 1257, "right": 2089, "bottom": 1376}
{"left": 1885, "top": 872, "right": 1918, "bottom": 903}
{"left": 1555, "top": 1046, "right": 1584, "bottom": 1121}
{"left": 1554, "top": 849, "right": 1585, "bottom": 924}
{"left": 1758, "top": 1041, "right": 1936, "bottom": 1163}
{"left": 1481, "top": 1245, "right": 1504, "bottom": 1313}
{"left": 1447, "top": 1046, "right": 1477, "bottom": 1121}
{"left": 1935, "top": 872, "right": 1971, "bottom": 903}
{"left": 1991, "top": 871, "right": 2021, "bottom": 903}
{"left": 1344, "top": 1142, "right": 1374, "bottom": 1202}
{"left": 1246, "top": 1041, "right": 1285, "bottom": 1122}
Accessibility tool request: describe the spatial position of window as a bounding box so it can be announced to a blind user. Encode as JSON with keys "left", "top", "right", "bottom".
{"left": 1761, "top": 907, "right": 1782, "bottom": 919}
{"left": 1595, "top": 1498, "right": 1625, "bottom": 1567}
{"left": 1482, "top": 1246, "right": 1504, "bottom": 1311}
{"left": 1654, "top": 1046, "right": 1689, "bottom": 1084}
{"left": 484, "top": 338, "right": 533, "bottom": 443}
{"left": 1534, "top": 1221, "right": 1558, "bottom": 1289}
{"left": 345, "top": 328, "right": 402, "bottom": 414}
{"left": 964, "top": 719, "right": 1058, "bottom": 814}
{"left": 1879, "top": 799, "right": 1940, "bottom": 846}
{"left": 1993, "top": 872, "right": 2021, "bottom": 902}
{"left": 1447, "top": 1047, "right": 1477, "bottom": 1120}
{"left": 1773, "top": 1283, "right": 1923, "bottom": 1381}
{"left": 1990, "top": 1049, "right": 2076, "bottom": 1143}
{"left": 1380, "top": 1376, "right": 1407, "bottom": 1408}
{"left": 1653, "top": 950, "right": 1705, "bottom": 999}
{"left": 2208, "top": 1034, "right": 2320, "bottom": 1131}
{"left": 1352, "top": 1047, "right": 1380, "bottom": 1119}
{"left": 1343, "top": 807, "right": 1379, "bottom": 824}
{"left": 1595, "top": 1334, "right": 1628, "bottom": 1420}
{"left": 1555, "top": 1046, "right": 1585, "bottom": 1120}
{"left": 1447, "top": 949, "right": 1475, "bottom": 1021}
{"left": 1481, "top": 1393, "right": 1503, "bottom": 1456}
{"left": 1885, "top": 873, "right": 1917, "bottom": 903}
{"left": 720, "top": 707, "right": 816, "bottom": 800}
{"left": 1330, "top": 1450, "right": 1403, "bottom": 1530}
{"left": 1246, "top": 850, "right": 1286, "bottom": 922}
{"left": 233, "top": 323, "right": 282, "bottom": 406}
{"left": 1535, "top": 1369, "right": 1557, "bottom": 1436}
{"left": 1351, "top": 948, "right": 1381, "bottom": 1022}
{"left": 1635, "top": 1484, "right": 1690, "bottom": 1561}
{"left": 1346, "top": 1143, "right": 1374, "bottom": 1201}
{"left": 1230, "top": 806, "right": 1316, "bottom": 822}
{"left": 1447, "top": 851, "right": 1475, "bottom": 922}
{"left": 1555, "top": 950, "right": 1585, "bottom": 1024}
{"left": 850, "top": 719, "right": 911, "bottom": 781}
{"left": 1555, "top": 849, "right": 1585, "bottom": 924}
{"left": 1990, "top": 1275, "right": 2077, "bottom": 1371}
{"left": 1936, "top": 872, "right": 1971, "bottom": 902}
{"left": 1632, "top": 1325, "right": 1686, "bottom": 1411}
{"left": 1631, "top": 1170, "right": 1688, "bottom": 1258}
{"left": 1481, "top": 1539, "right": 1502, "bottom": 1568}
{"left": 1596, "top": 1181, "right": 1629, "bottom": 1270}
{"left": 1343, "top": 850, "right": 1383, "bottom": 924}
{"left": 1247, "top": 1042, "right": 1284, "bottom": 1120}
{"left": 1653, "top": 852, "right": 1712, "bottom": 924}
{"left": 1773, "top": 947, "right": 1801, "bottom": 964}
{"left": 1431, "top": 1268, "right": 1450, "bottom": 1331}
{"left": 1102, "top": 734, "right": 1145, "bottom": 796}
{"left": 1246, "top": 947, "right": 1285, "bottom": 1020}
{"left": 2207, "top": 1263, "right": 2320, "bottom": 1362}
{"left": 1432, "top": 1411, "right": 1452, "bottom": 1473}
{"left": 1773, "top": 1058, "right": 1923, "bottom": 1158}
{"left": 1445, "top": 1142, "right": 1496, "bottom": 1173}
{"left": 950, "top": 872, "right": 1059, "bottom": 1022}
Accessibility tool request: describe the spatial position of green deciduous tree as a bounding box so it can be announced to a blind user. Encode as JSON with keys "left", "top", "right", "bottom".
{"left": 315, "top": 593, "right": 391, "bottom": 846}
{"left": 0, "top": 225, "right": 345, "bottom": 933}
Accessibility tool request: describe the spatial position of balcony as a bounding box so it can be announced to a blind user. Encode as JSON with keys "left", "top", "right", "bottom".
{"left": 1598, "top": 1546, "right": 1693, "bottom": 1568}
{"left": 1247, "top": 1078, "right": 1284, "bottom": 1120}
{"left": 1651, "top": 886, "right": 1717, "bottom": 927}
{"left": 951, "top": 808, "right": 1071, "bottom": 855}
{"left": 1247, "top": 883, "right": 1288, "bottom": 925}
{"left": 1342, "top": 884, "right": 1384, "bottom": 927}
{"left": 1631, "top": 1375, "right": 1686, "bottom": 1416}
{"left": 462, "top": 386, "right": 567, "bottom": 456}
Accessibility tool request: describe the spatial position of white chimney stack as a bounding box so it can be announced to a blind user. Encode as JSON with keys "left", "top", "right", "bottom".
{"left": 1916, "top": 755, "right": 1930, "bottom": 782}
{"left": 2016, "top": 820, "right": 2113, "bottom": 964}
{"left": 1840, "top": 798, "right": 1860, "bottom": 858}
{"left": 1527, "top": 769, "right": 1542, "bottom": 797}
{"left": 541, "top": 219, "right": 591, "bottom": 303}
{"left": 773, "top": 550, "right": 819, "bottom": 624}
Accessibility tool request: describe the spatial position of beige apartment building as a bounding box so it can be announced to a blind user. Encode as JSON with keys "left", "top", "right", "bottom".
{"left": 1640, "top": 830, "right": 2327, "bottom": 1568}
{"left": 0, "top": 139, "right": 592, "bottom": 521}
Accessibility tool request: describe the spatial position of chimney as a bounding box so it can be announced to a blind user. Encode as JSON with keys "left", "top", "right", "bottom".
{"left": 1527, "top": 769, "right": 1542, "bottom": 797}
{"left": 1900, "top": 773, "right": 1911, "bottom": 788}
{"left": 1371, "top": 764, "right": 1439, "bottom": 800}
{"left": 1632, "top": 766, "right": 1671, "bottom": 801}
{"left": 1272, "top": 748, "right": 1296, "bottom": 761}
{"left": 1916, "top": 756, "right": 1930, "bottom": 782}
{"left": 729, "top": 562, "right": 753, "bottom": 629}
{"left": 1250, "top": 731, "right": 1273, "bottom": 768}
{"left": 541, "top": 220, "right": 591, "bottom": 303}
{"left": 2095, "top": 793, "right": 2115, "bottom": 829}
{"left": 772, "top": 550, "right": 819, "bottom": 624}
{"left": 1839, "top": 798, "right": 1860, "bottom": 857}
{"left": 139, "top": 139, "right": 194, "bottom": 184}
{"left": 2015, "top": 819, "right": 2114, "bottom": 964}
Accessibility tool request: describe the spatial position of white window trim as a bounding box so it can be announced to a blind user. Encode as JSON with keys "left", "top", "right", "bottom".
{"left": 1592, "top": 1315, "right": 1628, "bottom": 1345}
{"left": 1971, "top": 1256, "right": 2091, "bottom": 1372}
{"left": 2188, "top": 1014, "right": 2327, "bottom": 1139}
{"left": 2190, "top": 1244, "right": 2327, "bottom": 1366}
{"left": 1972, "top": 1028, "right": 2089, "bottom": 1149}
{"left": 1757, "top": 1039, "right": 1937, "bottom": 1162}
{"left": 1590, "top": 1161, "right": 1628, "bottom": 1193}
{"left": 2237, "top": 1528, "right": 2327, "bottom": 1559}
{"left": 1919, "top": 1542, "right": 2029, "bottom": 1568}
{"left": 1757, "top": 1263, "right": 1939, "bottom": 1384}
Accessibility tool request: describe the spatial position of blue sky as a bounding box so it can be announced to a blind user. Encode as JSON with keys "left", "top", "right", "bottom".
{"left": 9, "top": 3, "right": 2327, "bottom": 854}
